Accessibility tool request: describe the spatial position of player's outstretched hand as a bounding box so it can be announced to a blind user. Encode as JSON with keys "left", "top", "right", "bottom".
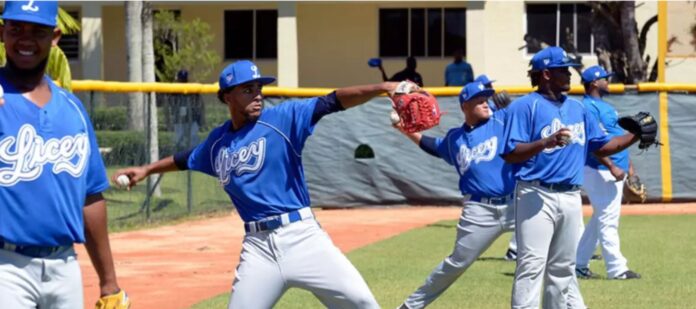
{"left": 111, "top": 167, "right": 148, "bottom": 190}
{"left": 544, "top": 128, "right": 572, "bottom": 148}
{"left": 388, "top": 80, "right": 421, "bottom": 98}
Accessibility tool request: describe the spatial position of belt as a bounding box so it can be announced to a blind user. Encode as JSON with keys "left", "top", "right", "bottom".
{"left": 0, "top": 239, "right": 72, "bottom": 258}
{"left": 244, "top": 207, "right": 314, "bottom": 233}
{"left": 529, "top": 181, "right": 580, "bottom": 192}
{"left": 468, "top": 194, "right": 513, "bottom": 205}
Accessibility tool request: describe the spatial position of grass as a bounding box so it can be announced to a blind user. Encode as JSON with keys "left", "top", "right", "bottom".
{"left": 191, "top": 214, "right": 696, "bottom": 309}
{"left": 103, "top": 167, "right": 232, "bottom": 232}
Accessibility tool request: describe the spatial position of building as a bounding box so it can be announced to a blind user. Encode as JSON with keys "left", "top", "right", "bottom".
{"left": 62, "top": 1, "right": 696, "bottom": 87}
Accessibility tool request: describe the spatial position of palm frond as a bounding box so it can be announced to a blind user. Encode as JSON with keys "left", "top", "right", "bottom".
{"left": 57, "top": 8, "right": 80, "bottom": 35}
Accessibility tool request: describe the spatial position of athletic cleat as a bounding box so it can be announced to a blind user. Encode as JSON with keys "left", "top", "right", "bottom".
{"left": 575, "top": 267, "right": 599, "bottom": 279}
{"left": 504, "top": 248, "right": 517, "bottom": 261}
{"left": 613, "top": 270, "right": 641, "bottom": 280}
{"left": 590, "top": 254, "right": 603, "bottom": 261}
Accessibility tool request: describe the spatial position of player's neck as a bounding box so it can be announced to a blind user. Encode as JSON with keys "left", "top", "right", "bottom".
{"left": 1, "top": 63, "right": 47, "bottom": 92}
{"left": 536, "top": 87, "right": 564, "bottom": 102}
{"left": 587, "top": 89, "right": 602, "bottom": 98}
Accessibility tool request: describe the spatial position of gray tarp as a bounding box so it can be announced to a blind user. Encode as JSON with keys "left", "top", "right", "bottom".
{"left": 269, "top": 93, "right": 694, "bottom": 207}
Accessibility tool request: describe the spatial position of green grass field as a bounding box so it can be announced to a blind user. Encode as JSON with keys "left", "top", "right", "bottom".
{"left": 191, "top": 214, "right": 696, "bottom": 309}
{"left": 103, "top": 167, "right": 232, "bottom": 232}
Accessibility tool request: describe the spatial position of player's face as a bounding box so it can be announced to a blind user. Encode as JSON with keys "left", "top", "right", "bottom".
{"left": 1, "top": 20, "right": 60, "bottom": 71}
{"left": 596, "top": 78, "right": 610, "bottom": 94}
{"left": 461, "top": 96, "right": 491, "bottom": 121}
{"left": 227, "top": 82, "right": 264, "bottom": 121}
{"left": 547, "top": 67, "right": 571, "bottom": 92}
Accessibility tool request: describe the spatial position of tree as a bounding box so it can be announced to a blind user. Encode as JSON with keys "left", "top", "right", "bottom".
{"left": 142, "top": 2, "right": 161, "bottom": 197}
{"left": 153, "top": 10, "right": 220, "bottom": 82}
{"left": 126, "top": 1, "right": 144, "bottom": 131}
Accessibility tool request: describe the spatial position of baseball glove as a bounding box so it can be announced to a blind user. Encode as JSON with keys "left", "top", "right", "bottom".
{"left": 391, "top": 82, "right": 442, "bottom": 133}
{"left": 618, "top": 112, "right": 660, "bottom": 149}
{"left": 491, "top": 91, "right": 512, "bottom": 109}
{"left": 95, "top": 290, "right": 131, "bottom": 309}
{"left": 623, "top": 174, "right": 647, "bottom": 203}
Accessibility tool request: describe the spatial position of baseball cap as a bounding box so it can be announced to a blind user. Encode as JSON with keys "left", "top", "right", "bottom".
{"left": 459, "top": 81, "right": 494, "bottom": 104}
{"left": 218, "top": 60, "right": 276, "bottom": 90}
{"left": 529, "top": 46, "right": 581, "bottom": 72}
{"left": 2, "top": 0, "right": 58, "bottom": 28}
{"left": 581, "top": 65, "right": 614, "bottom": 83}
{"left": 367, "top": 58, "right": 382, "bottom": 68}
{"left": 474, "top": 74, "right": 496, "bottom": 86}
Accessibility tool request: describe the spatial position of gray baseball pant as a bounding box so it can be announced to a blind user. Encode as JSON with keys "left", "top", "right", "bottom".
{"left": 511, "top": 181, "right": 586, "bottom": 309}
{"left": 228, "top": 219, "right": 379, "bottom": 309}
{"left": 0, "top": 246, "right": 83, "bottom": 309}
{"left": 403, "top": 199, "right": 515, "bottom": 309}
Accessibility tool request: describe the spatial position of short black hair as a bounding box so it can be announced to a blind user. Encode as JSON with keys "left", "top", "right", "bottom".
{"left": 217, "top": 87, "right": 233, "bottom": 104}
{"left": 528, "top": 70, "right": 542, "bottom": 87}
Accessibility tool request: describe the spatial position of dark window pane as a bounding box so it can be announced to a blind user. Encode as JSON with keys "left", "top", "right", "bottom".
{"left": 224, "top": 10, "right": 253, "bottom": 59}
{"left": 57, "top": 11, "right": 80, "bottom": 59}
{"left": 559, "top": 4, "right": 573, "bottom": 51}
{"left": 256, "top": 10, "right": 277, "bottom": 59}
{"left": 444, "top": 8, "right": 466, "bottom": 57}
{"left": 526, "top": 4, "right": 557, "bottom": 53}
{"left": 410, "top": 9, "right": 425, "bottom": 57}
{"left": 427, "top": 9, "right": 442, "bottom": 57}
{"left": 576, "top": 4, "right": 593, "bottom": 53}
{"left": 380, "top": 9, "right": 408, "bottom": 57}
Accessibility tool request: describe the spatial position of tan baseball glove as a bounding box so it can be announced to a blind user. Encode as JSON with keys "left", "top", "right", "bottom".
{"left": 623, "top": 174, "right": 647, "bottom": 203}
{"left": 95, "top": 290, "right": 131, "bottom": 309}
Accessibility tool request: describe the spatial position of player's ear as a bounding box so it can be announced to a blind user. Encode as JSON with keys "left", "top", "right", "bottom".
{"left": 51, "top": 27, "right": 62, "bottom": 47}
{"left": 541, "top": 69, "right": 552, "bottom": 81}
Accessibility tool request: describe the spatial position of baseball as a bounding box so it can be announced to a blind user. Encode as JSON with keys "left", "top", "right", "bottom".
{"left": 390, "top": 111, "right": 401, "bottom": 125}
{"left": 116, "top": 174, "right": 130, "bottom": 188}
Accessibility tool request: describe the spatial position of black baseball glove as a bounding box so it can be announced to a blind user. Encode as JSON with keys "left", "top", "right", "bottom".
{"left": 618, "top": 112, "right": 660, "bottom": 149}
{"left": 491, "top": 91, "right": 512, "bottom": 109}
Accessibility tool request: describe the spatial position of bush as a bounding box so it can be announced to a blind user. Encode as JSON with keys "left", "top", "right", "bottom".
{"left": 90, "top": 106, "right": 128, "bottom": 130}
{"left": 96, "top": 130, "right": 207, "bottom": 166}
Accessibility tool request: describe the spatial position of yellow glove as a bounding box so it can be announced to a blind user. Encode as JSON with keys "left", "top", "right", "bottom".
{"left": 95, "top": 290, "right": 131, "bottom": 309}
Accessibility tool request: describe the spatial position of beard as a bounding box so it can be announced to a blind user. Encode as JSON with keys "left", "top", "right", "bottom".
{"left": 5, "top": 56, "right": 49, "bottom": 79}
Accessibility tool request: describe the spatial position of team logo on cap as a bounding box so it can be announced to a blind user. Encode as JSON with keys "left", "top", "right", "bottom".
{"left": 478, "top": 83, "right": 484, "bottom": 90}
{"left": 251, "top": 65, "right": 260, "bottom": 78}
{"left": 21, "top": 0, "right": 39, "bottom": 12}
{"left": 595, "top": 71, "right": 600, "bottom": 77}
{"left": 543, "top": 59, "right": 550, "bottom": 65}
{"left": 225, "top": 73, "right": 234, "bottom": 83}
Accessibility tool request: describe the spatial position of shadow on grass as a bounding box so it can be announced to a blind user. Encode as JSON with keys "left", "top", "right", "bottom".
{"left": 426, "top": 222, "right": 457, "bottom": 229}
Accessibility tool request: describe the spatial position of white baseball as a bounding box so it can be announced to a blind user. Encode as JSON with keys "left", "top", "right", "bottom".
{"left": 116, "top": 174, "right": 131, "bottom": 188}
{"left": 390, "top": 111, "right": 401, "bottom": 125}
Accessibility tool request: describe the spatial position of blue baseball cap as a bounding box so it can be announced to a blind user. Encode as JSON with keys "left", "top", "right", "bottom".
{"left": 474, "top": 74, "right": 495, "bottom": 86}
{"left": 459, "top": 81, "right": 495, "bottom": 104}
{"left": 2, "top": 0, "right": 58, "bottom": 28}
{"left": 367, "top": 58, "right": 382, "bottom": 68}
{"left": 581, "top": 65, "right": 614, "bottom": 83}
{"left": 529, "top": 46, "right": 581, "bottom": 72}
{"left": 218, "top": 60, "right": 276, "bottom": 90}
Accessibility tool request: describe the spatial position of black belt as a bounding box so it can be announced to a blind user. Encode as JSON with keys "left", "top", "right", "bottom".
{"left": 0, "top": 239, "right": 72, "bottom": 258}
{"left": 530, "top": 181, "right": 580, "bottom": 192}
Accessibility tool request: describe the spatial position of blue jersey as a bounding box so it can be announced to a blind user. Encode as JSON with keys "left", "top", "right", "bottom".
{"left": 0, "top": 76, "right": 109, "bottom": 246}
{"left": 434, "top": 110, "right": 515, "bottom": 197}
{"left": 444, "top": 62, "right": 474, "bottom": 86}
{"left": 501, "top": 92, "right": 611, "bottom": 185}
{"left": 186, "top": 99, "right": 318, "bottom": 222}
{"left": 583, "top": 95, "right": 629, "bottom": 171}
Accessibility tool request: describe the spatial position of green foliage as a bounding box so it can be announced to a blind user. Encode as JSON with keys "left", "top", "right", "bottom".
{"left": 96, "top": 130, "right": 206, "bottom": 166}
{"left": 153, "top": 10, "right": 220, "bottom": 82}
{"left": 91, "top": 106, "right": 129, "bottom": 130}
{"left": 192, "top": 215, "right": 696, "bottom": 309}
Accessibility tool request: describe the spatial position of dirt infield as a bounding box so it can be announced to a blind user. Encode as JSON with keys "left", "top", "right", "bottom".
{"left": 77, "top": 203, "right": 696, "bottom": 309}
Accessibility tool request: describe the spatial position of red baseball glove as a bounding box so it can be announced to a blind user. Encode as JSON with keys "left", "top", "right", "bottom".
{"left": 391, "top": 82, "right": 442, "bottom": 133}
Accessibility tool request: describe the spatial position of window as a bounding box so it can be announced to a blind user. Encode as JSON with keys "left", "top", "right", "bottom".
{"left": 379, "top": 8, "right": 466, "bottom": 58}
{"left": 526, "top": 3, "right": 593, "bottom": 54}
{"left": 58, "top": 11, "right": 80, "bottom": 60}
{"left": 224, "top": 10, "right": 277, "bottom": 60}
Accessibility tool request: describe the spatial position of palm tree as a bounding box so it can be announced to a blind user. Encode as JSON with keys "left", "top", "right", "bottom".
{"left": 0, "top": 7, "right": 81, "bottom": 91}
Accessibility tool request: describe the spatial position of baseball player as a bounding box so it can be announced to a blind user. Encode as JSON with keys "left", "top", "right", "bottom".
{"left": 113, "top": 60, "right": 419, "bottom": 309}
{"left": 501, "top": 46, "right": 641, "bottom": 308}
{"left": 575, "top": 65, "right": 641, "bottom": 280}
{"left": 0, "top": 1, "right": 128, "bottom": 309}
{"left": 394, "top": 81, "right": 515, "bottom": 309}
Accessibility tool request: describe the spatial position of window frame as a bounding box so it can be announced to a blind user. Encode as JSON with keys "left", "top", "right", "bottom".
{"left": 378, "top": 7, "right": 466, "bottom": 59}
{"left": 223, "top": 9, "right": 277, "bottom": 60}
{"left": 58, "top": 10, "right": 81, "bottom": 62}
{"left": 523, "top": 2, "right": 595, "bottom": 57}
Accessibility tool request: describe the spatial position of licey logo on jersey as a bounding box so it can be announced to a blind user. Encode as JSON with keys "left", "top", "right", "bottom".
{"left": 456, "top": 136, "right": 497, "bottom": 175}
{"left": 0, "top": 124, "right": 89, "bottom": 186}
{"left": 214, "top": 137, "right": 266, "bottom": 185}
{"left": 540, "top": 118, "right": 586, "bottom": 153}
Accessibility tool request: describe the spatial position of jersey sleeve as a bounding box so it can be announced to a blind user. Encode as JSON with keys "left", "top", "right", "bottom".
{"left": 435, "top": 131, "right": 456, "bottom": 166}
{"left": 501, "top": 99, "right": 533, "bottom": 156}
{"left": 274, "top": 98, "right": 320, "bottom": 150}
{"left": 187, "top": 124, "right": 227, "bottom": 176}
{"left": 585, "top": 110, "right": 611, "bottom": 153}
